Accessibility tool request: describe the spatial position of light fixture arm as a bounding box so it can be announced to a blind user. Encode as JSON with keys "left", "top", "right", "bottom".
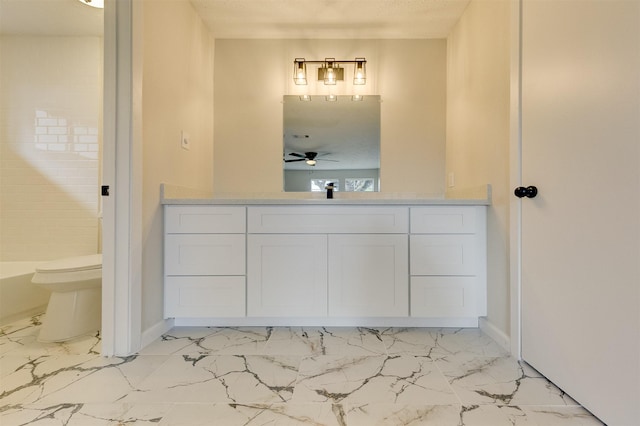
{"left": 295, "top": 59, "right": 366, "bottom": 65}
{"left": 293, "top": 58, "right": 367, "bottom": 86}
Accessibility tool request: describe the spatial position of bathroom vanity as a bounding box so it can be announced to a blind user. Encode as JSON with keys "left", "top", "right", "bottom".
{"left": 162, "top": 190, "right": 489, "bottom": 327}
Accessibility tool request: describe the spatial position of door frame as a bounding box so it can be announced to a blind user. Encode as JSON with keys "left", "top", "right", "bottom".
{"left": 508, "top": 0, "right": 523, "bottom": 359}
{"left": 101, "top": 0, "right": 142, "bottom": 356}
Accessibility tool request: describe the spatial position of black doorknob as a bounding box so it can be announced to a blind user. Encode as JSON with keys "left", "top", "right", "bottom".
{"left": 514, "top": 186, "right": 538, "bottom": 198}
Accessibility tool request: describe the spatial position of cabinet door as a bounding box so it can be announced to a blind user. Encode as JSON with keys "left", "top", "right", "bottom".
{"left": 248, "top": 206, "right": 408, "bottom": 234}
{"left": 165, "top": 276, "right": 245, "bottom": 318}
{"left": 247, "top": 234, "right": 327, "bottom": 317}
{"left": 410, "top": 276, "right": 476, "bottom": 317}
{"left": 410, "top": 234, "right": 476, "bottom": 276}
{"left": 328, "top": 234, "right": 408, "bottom": 317}
{"left": 165, "top": 206, "right": 246, "bottom": 233}
{"left": 410, "top": 207, "right": 476, "bottom": 234}
{"left": 165, "top": 234, "right": 245, "bottom": 276}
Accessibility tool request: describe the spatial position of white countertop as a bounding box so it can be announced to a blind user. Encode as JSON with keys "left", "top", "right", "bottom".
{"left": 160, "top": 184, "right": 492, "bottom": 206}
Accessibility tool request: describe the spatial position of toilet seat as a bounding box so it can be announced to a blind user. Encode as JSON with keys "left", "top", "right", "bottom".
{"left": 32, "top": 254, "right": 102, "bottom": 285}
{"left": 36, "top": 254, "right": 102, "bottom": 273}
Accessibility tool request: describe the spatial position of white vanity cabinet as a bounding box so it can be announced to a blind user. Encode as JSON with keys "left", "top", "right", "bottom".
{"left": 247, "top": 206, "right": 408, "bottom": 318}
{"left": 164, "top": 206, "right": 246, "bottom": 317}
{"left": 162, "top": 201, "right": 487, "bottom": 326}
{"left": 409, "top": 206, "right": 487, "bottom": 318}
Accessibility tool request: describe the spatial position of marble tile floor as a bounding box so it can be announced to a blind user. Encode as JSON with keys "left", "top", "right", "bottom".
{"left": 0, "top": 315, "right": 604, "bottom": 425}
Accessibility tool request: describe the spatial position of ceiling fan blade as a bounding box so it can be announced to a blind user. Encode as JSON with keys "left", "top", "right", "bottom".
{"left": 288, "top": 152, "right": 305, "bottom": 158}
{"left": 317, "top": 158, "right": 339, "bottom": 162}
{"left": 284, "top": 158, "right": 306, "bottom": 162}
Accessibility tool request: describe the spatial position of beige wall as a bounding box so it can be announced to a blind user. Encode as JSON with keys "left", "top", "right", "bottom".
{"left": 446, "top": 0, "right": 511, "bottom": 335}
{"left": 0, "top": 36, "right": 102, "bottom": 261}
{"left": 213, "top": 39, "right": 446, "bottom": 194}
{"left": 141, "top": 0, "right": 214, "bottom": 329}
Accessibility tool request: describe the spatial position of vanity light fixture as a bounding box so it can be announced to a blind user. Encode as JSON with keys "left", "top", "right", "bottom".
{"left": 299, "top": 94, "right": 311, "bottom": 101}
{"left": 293, "top": 58, "right": 307, "bottom": 85}
{"left": 293, "top": 57, "right": 367, "bottom": 86}
{"left": 352, "top": 94, "right": 364, "bottom": 101}
{"left": 77, "top": 0, "right": 104, "bottom": 8}
{"left": 326, "top": 94, "right": 338, "bottom": 102}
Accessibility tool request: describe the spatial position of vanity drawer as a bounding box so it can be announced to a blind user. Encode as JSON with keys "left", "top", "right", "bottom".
{"left": 410, "top": 276, "right": 476, "bottom": 317}
{"left": 410, "top": 207, "right": 476, "bottom": 234}
{"left": 410, "top": 234, "right": 477, "bottom": 276}
{"left": 165, "top": 234, "right": 246, "bottom": 276}
{"left": 165, "top": 206, "right": 246, "bottom": 234}
{"left": 248, "top": 206, "right": 408, "bottom": 234}
{"left": 165, "top": 276, "right": 245, "bottom": 317}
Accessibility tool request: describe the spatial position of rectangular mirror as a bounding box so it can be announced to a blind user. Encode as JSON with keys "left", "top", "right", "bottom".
{"left": 283, "top": 95, "right": 381, "bottom": 192}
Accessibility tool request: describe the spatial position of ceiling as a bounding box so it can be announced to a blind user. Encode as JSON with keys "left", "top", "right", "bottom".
{"left": 191, "top": 0, "right": 470, "bottom": 39}
{"left": 0, "top": 0, "right": 469, "bottom": 38}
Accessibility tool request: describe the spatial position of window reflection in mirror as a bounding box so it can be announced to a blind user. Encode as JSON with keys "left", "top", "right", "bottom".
{"left": 283, "top": 95, "right": 381, "bottom": 192}
{"left": 311, "top": 179, "right": 339, "bottom": 192}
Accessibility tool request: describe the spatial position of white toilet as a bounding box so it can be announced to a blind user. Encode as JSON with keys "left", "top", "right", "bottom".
{"left": 32, "top": 254, "right": 102, "bottom": 342}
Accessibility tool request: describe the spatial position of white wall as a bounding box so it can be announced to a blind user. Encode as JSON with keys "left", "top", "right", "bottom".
{"left": 446, "top": 0, "right": 511, "bottom": 336}
{"left": 0, "top": 36, "right": 102, "bottom": 261}
{"left": 141, "top": 0, "right": 214, "bottom": 330}
{"left": 213, "top": 39, "right": 446, "bottom": 194}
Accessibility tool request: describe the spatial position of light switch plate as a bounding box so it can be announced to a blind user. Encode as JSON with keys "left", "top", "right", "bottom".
{"left": 181, "top": 131, "right": 190, "bottom": 151}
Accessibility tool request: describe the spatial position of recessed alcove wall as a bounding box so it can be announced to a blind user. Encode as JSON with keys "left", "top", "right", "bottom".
{"left": 213, "top": 39, "right": 447, "bottom": 194}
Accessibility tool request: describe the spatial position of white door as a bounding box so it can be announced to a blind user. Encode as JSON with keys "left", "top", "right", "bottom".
{"left": 520, "top": 1, "right": 639, "bottom": 425}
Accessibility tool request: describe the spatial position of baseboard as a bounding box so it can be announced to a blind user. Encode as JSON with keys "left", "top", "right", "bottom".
{"left": 140, "top": 318, "right": 174, "bottom": 350}
{"left": 479, "top": 317, "right": 511, "bottom": 354}
{"left": 173, "top": 316, "right": 479, "bottom": 328}
{"left": 0, "top": 306, "right": 46, "bottom": 327}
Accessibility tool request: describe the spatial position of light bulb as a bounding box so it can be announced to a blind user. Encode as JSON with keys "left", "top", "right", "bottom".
{"left": 325, "top": 68, "right": 336, "bottom": 85}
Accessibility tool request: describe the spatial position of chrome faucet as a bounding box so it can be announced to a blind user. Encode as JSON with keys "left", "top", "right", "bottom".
{"left": 325, "top": 182, "right": 334, "bottom": 199}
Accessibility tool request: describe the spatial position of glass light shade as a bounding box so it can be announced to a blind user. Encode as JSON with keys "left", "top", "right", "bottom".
{"left": 306, "top": 159, "right": 317, "bottom": 166}
{"left": 299, "top": 94, "right": 311, "bottom": 101}
{"left": 353, "top": 58, "right": 366, "bottom": 85}
{"left": 293, "top": 59, "right": 307, "bottom": 85}
{"left": 352, "top": 94, "right": 364, "bottom": 101}
{"left": 326, "top": 94, "right": 338, "bottom": 102}
{"left": 324, "top": 58, "right": 337, "bottom": 85}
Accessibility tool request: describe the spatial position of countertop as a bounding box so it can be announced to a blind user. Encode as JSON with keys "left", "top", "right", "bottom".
{"left": 160, "top": 184, "right": 492, "bottom": 206}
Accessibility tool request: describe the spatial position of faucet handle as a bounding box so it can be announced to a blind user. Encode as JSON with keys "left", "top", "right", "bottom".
{"left": 325, "top": 182, "right": 334, "bottom": 199}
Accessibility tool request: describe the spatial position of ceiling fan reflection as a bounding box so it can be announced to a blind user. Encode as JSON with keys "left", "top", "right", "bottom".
{"left": 284, "top": 152, "right": 339, "bottom": 166}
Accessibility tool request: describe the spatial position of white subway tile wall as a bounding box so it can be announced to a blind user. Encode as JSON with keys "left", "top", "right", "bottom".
{"left": 0, "top": 36, "right": 103, "bottom": 261}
